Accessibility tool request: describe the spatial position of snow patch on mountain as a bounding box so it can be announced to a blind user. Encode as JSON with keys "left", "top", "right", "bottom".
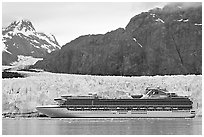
{"left": 3, "top": 33, "right": 12, "bottom": 39}
{"left": 177, "top": 18, "right": 189, "bottom": 22}
{"left": 183, "top": 19, "right": 189, "bottom": 22}
{"left": 30, "top": 42, "right": 40, "bottom": 49}
{"left": 155, "top": 18, "right": 165, "bottom": 23}
{"left": 13, "top": 27, "right": 35, "bottom": 36}
{"left": 195, "top": 23, "right": 202, "bottom": 26}
{"left": 41, "top": 44, "right": 52, "bottom": 53}
{"left": 150, "top": 13, "right": 156, "bottom": 18}
{"left": 2, "top": 42, "right": 12, "bottom": 54}
{"left": 133, "top": 38, "right": 143, "bottom": 47}
{"left": 177, "top": 19, "right": 183, "bottom": 22}
{"left": 36, "top": 33, "right": 60, "bottom": 49}
{"left": 177, "top": 6, "right": 182, "bottom": 9}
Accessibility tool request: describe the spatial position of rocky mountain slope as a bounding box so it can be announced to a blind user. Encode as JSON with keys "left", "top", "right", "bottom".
{"left": 2, "top": 20, "right": 61, "bottom": 65}
{"left": 33, "top": 3, "right": 202, "bottom": 76}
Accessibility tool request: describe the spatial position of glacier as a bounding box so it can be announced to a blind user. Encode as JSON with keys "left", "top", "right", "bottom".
{"left": 2, "top": 71, "right": 202, "bottom": 117}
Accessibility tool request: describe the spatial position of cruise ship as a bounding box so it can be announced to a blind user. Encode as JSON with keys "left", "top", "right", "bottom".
{"left": 36, "top": 87, "right": 196, "bottom": 118}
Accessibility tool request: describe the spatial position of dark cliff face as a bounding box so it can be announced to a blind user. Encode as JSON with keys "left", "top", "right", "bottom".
{"left": 34, "top": 28, "right": 145, "bottom": 75}
{"left": 125, "top": 3, "right": 202, "bottom": 75}
{"left": 33, "top": 3, "right": 202, "bottom": 76}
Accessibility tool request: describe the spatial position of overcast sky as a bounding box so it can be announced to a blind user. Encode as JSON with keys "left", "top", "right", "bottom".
{"left": 2, "top": 2, "right": 167, "bottom": 45}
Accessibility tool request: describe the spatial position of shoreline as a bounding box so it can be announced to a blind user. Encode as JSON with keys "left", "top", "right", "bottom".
{"left": 2, "top": 112, "right": 48, "bottom": 118}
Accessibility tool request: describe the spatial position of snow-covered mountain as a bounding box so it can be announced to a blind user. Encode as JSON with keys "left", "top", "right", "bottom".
{"left": 2, "top": 20, "right": 61, "bottom": 65}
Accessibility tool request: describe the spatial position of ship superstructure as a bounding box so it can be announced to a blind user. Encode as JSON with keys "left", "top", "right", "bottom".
{"left": 36, "top": 87, "right": 196, "bottom": 118}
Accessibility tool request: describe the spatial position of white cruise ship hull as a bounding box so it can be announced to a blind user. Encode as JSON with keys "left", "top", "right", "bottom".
{"left": 36, "top": 105, "right": 196, "bottom": 118}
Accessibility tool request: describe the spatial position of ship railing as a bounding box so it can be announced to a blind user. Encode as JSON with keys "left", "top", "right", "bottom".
{"left": 61, "top": 95, "right": 97, "bottom": 99}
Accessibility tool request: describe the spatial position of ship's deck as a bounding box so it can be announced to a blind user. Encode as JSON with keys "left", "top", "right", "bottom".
{"left": 57, "top": 104, "right": 192, "bottom": 111}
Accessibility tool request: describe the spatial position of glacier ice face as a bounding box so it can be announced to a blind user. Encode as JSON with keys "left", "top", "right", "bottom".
{"left": 2, "top": 73, "right": 202, "bottom": 115}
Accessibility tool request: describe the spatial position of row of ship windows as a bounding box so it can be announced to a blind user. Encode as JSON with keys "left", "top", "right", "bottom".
{"left": 66, "top": 108, "right": 189, "bottom": 111}
{"left": 66, "top": 109, "right": 188, "bottom": 111}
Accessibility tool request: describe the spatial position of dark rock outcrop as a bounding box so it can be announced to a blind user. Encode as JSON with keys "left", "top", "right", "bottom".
{"left": 33, "top": 3, "right": 202, "bottom": 76}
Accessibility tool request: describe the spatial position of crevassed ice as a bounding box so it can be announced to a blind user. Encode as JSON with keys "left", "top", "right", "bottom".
{"left": 11, "top": 55, "right": 43, "bottom": 66}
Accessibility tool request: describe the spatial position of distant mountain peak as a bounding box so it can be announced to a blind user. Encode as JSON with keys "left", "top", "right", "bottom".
{"left": 15, "top": 19, "right": 36, "bottom": 32}
{"left": 2, "top": 19, "right": 61, "bottom": 65}
{"left": 3, "top": 19, "right": 35, "bottom": 35}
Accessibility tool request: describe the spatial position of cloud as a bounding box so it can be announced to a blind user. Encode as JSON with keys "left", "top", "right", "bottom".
{"left": 181, "top": 2, "right": 202, "bottom": 8}
{"left": 165, "top": 2, "right": 202, "bottom": 9}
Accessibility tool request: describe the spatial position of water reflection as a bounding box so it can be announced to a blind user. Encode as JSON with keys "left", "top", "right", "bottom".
{"left": 2, "top": 117, "right": 202, "bottom": 135}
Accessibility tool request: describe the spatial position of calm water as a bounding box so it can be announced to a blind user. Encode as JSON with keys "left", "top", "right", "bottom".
{"left": 2, "top": 117, "right": 202, "bottom": 135}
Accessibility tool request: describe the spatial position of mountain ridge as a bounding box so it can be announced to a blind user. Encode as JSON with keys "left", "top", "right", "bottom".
{"left": 32, "top": 3, "right": 202, "bottom": 76}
